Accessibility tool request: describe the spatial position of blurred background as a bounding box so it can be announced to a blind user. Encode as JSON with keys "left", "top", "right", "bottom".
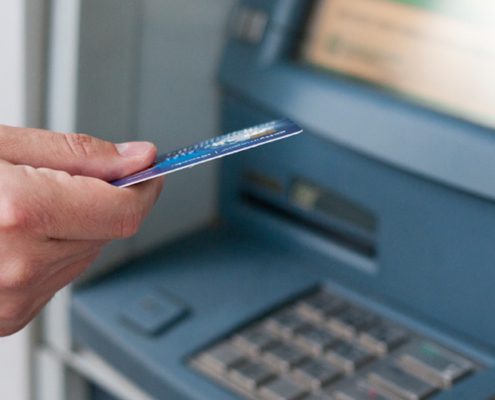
{"left": 0, "top": 0, "right": 233, "bottom": 398}
{"left": 1, "top": 1, "right": 494, "bottom": 399}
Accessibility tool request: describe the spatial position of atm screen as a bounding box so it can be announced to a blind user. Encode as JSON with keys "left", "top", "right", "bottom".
{"left": 300, "top": 0, "right": 495, "bottom": 130}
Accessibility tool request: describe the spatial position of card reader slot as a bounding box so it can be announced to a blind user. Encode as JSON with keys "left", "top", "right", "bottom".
{"left": 240, "top": 191, "right": 376, "bottom": 258}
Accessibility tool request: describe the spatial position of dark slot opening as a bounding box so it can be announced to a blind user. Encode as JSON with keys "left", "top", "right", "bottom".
{"left": 240, "top": 191, "right": 377, "bottom": 258}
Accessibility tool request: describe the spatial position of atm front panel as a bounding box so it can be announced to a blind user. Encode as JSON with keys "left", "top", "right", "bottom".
{"left": 73, "top": 1, "right": 495, "bottom": 399}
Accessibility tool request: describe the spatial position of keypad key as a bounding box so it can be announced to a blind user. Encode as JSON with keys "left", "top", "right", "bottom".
{"left": 233, "top": 325, "right": 277, "bottom": 355}
{"left": 229, "top": 359, "right": 275, "bottom": 392}
{"left": 295, "top": 324, "right": 339, "bottom": 355}
{"left": 302, "top": 394, "right": 333, "bottom": 400}
{"left": 197, "top": 342, "right": 245, "bottom": 375}
{"left": 332, "top": 380, "right": 400, "bottom": 400}
{"left": 296, "top": 292, "right": 346, "bottom": 322}
{"left": 260, "top": 376, "right": 307, "bottom": 400}
{"left": 267, "top": 309, "right": 309, "bottom": 338}
{"left": 264, "top": 342, "right": 308, "bottom": 371}
{"left": 368, "top": 363, "right": 437, "bottom": 400}
{"left": 293, "top": 359, "right": 341, "bottom": 390}
{"left": 328, "top": 307, "right": 378, "bottom": 339}
{"left": 397, "top": 341, "right": 474, "bottom": 388}
{"left": 358, "top": 322, "right": 408, "bottom": 355}
{"left": 326, "top": 341, "right": 373, "bottom": 373}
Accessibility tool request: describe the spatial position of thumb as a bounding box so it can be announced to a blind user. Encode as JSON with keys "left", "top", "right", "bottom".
{"left": 0, "top": 125, "right": 156, "bottom": 181}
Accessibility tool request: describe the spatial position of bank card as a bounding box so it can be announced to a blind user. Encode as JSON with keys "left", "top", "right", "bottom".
{"left": 111, "top": 118, "right": 302, "bottom": 188}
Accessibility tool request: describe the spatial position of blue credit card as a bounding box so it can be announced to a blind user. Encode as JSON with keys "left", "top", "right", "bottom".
{"left": 112, "top": 118, "right": 302, "bottom": 188}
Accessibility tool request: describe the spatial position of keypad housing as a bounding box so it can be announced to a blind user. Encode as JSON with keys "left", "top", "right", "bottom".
{"left": 191, "top": 288, "right": 478, "bottom": 400}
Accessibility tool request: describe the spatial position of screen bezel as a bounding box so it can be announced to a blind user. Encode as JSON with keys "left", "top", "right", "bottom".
{"left": 221, "top": 0, "right": 495, "bottom": 202}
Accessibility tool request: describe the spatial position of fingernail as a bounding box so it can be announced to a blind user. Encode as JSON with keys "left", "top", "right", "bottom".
{"left": 116, "top": 141, "right": 155, "bottom": 158}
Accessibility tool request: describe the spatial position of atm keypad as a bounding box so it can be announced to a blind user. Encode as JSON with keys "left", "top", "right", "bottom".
{"left": 191, "top": 289, "right": 479, "bottom": 400}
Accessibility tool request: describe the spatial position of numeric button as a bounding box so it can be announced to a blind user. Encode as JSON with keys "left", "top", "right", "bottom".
{"left": 359, "top": 322, "right": 408, "bottom": 355}
{"left": 196, "top": 342, "right": 245, "bottom": 375}
{"left": 260, "top": 377, "right": 307, "bottom": 400}
{"left": 326, "top": 341, "right": 373, "bottom": 373}
{"left": 267, "top": 309, "right": 309, "bottom": 339}
{"left": 331, "top": 380, "right": 400, "bottom": 400}
{"left": 296, "top": 291, "right": 346, "bottom": 322}
{"left": 303, "top": 394, "right": 333, "bottom": 400}
{"left": 264, "top": 342, "right": 308, "bottom": 372}
{"left": 292, "top": 359, "right": 341, "bottom": 390}
{"left": 295, "top": 324, "right": 339, "bottom": 355}
{"left": 229, "top": 359, "right": 275, "bottom": 392}
{"left": 396, "top": 341, "right": 474, "bottom": 388}
{"left": 368, "top": 363, "right": 437, "bottom": 400}
{"left": 233, "top": 325, "right": 277, "bottom": 355}
{"left": 328, "top": 307, "right": 377, "bottom": 339}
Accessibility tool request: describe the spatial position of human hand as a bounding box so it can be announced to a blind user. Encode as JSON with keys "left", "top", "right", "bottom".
{"left": 0, "top": 125, "right": 163, "bottom": 336}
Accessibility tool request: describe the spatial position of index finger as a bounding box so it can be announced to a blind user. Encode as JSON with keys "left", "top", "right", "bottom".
{"left": 21, "top": 166, "right": 163, "bottom": 240}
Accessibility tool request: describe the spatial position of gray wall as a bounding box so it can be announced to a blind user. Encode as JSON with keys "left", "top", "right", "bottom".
{"left": 75, "top": 0, "right": 235, "bottom": 274}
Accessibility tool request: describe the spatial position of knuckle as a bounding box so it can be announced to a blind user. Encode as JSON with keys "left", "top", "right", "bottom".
{"left": 0, "top": 299, "right": 31, "bottom": 325}
{"left": 0, "top": 191, "right": 30, "bottom": 231}
{"left": 0, "top": 318, "right": 32, "bottom": 337}
{"left": 0, "top": 259, "right": 40, "bottom": 290}
{"left": 62, "top": 133, "right": 96, "bottom": 158}
{"left": 118, "top": 207, "right": 143, "bottom": 238}
{"left": 38, "top": 167, "right": 72, "bottom": 183}
{"left": 0, "top": 327, "right": 18, "bottom": 337}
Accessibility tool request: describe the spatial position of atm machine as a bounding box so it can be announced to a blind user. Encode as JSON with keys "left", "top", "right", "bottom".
{"left": 72, "top": 1, "right": 495, "bottom": 399}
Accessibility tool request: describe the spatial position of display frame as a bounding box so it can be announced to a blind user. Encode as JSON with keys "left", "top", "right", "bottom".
{"left": 297, "top": 0, "right": 495, "bottom": 132}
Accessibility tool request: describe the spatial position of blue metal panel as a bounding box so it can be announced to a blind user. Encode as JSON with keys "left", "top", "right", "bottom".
{"left": 221, "top": 1, "right": 495, "bottom": 201}
{"left": 72, "top": 230, "right": 322, "bottom": 399}
{"left": 72, "top": 229, "right": 494, "bottom": 399}
{"left": 219, "top": 97, "right": 495, "bottom": 350}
